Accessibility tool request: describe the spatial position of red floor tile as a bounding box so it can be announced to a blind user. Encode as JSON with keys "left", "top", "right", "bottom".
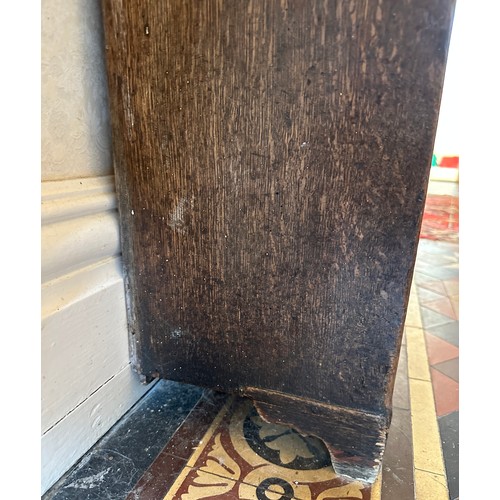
{"left": 430, "top": 368, "right": 459, "bottom": 417}
{"left": 425, "top": 332, "right": 459, "bottom": 366}
{"left": 422, "top": 297, "right": 456, "bottom": 320}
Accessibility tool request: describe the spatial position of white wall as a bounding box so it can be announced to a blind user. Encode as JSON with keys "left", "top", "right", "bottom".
{"left": 41, "top": 0, "right": 152, "bottom": 494}
{"left": 433, "top": 2, "right": 462, "bottom": 157}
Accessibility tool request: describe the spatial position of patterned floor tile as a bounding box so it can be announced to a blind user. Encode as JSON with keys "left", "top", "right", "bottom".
{"left": 438, "top": 411, "right": 459, "bottom": 500}
{"left": 415, "top": 253, "right": 456, "bottom": 267}
{"left": 417, "top": 279, "right": 448, "bottom": 296}
{"left": 424, "top": 332, "right": 459, "bottom": 366}
{"left": 413, "top": 272, "right": 441, "bottom": 288}
{"left": 415, "top": 265, "right": 458, "bottom": 281}
{"left": 44, "top": 214, "right": 459, "bottom": 500}
{"left": 422, "top": 297, "right": 456, "bottom": 320}
{"left": 417, "top": 239, "right": 458, "bottom": 255}
{"left": 433, "top": 358, "right": 459, "bottom": 382}
{"left": 420, "top": 308, "right": 455, "bottom": 330}
{"left": 430, "top": 368, "right": 459, "bottom": 417}
{"left": 417, "top": 287, "right": 446, "bottom": 305}
{"left": 443, "top": 278, "right": 459, "bottom": 297}
{"left": 128, "top": 390, "right": 229, "bottom": 499}
{"left": 427, "top": 321, "right": 459, "bottom": 347}
{"left": 159, "top": 397, "right": 373, "bottom": 500}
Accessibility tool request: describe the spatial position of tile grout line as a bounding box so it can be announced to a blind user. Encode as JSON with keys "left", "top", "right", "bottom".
{"left": 407, "top": 281, "right": 449, "bottom": 500}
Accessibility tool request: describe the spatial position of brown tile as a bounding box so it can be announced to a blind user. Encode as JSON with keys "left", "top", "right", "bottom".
{"left": 128, "top": 390, "right": 229, "bottom": 499}
{"left": 430, "top": 368, "right": 459, "bottom": 417}
{"left": 381, "top": 408, "right": 414, "bottom": 500}
{"left": 425, "top": 332, "right": 459, "bottom": 366}
{"left": 434, "top": 358, "right": 459, "bottom": 382}
{"left": 163, "top": 397, "right": 372, "bottom": 500}
{"left": 422, "top": 297, "right": 456, "bottom": 320}
{"left": 128, "top": 453, "right": 189, "bottom": 500}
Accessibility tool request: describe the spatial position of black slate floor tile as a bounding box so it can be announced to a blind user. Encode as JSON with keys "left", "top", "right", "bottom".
{"left": 43, "top": 380, "right": 204, "bottom": 500}
{"left": 382, "top": 408, "right": 414, "bottom": 500}
{"left": 438, "top": 411, "right": 459, "bottom": 500}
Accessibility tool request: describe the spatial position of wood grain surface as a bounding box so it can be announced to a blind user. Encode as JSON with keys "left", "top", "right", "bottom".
{"left": 101, "top": 0, "right": 454, "bottom": 482}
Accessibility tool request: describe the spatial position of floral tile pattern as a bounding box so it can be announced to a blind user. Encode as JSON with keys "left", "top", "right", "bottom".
{"left": 44, "top": 185, "right": 459, "bottom": 500}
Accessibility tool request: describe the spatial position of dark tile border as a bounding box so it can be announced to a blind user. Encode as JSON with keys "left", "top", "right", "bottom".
{"left": 127, "top": 390, "right": 228, "bottom": 499}
{"left": 438, "top": 411, "right": 459, "bottom": 500}
{"left": 43, "top": 380, "right": 204, "bottom": 500}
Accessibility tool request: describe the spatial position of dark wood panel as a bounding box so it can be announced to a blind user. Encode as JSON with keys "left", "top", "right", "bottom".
{"left": 101, "top": 0, "right": 454, "bottom": 483}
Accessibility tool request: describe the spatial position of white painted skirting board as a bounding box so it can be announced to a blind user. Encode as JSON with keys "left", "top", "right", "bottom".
{"left": 41, "top": 176, "right": 153, "bottom": 494}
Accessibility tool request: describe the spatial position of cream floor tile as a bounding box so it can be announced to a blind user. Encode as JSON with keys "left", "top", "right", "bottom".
{"left": 406, "top": 327, "right": 431, "bottom": 381}
{"left": 414, "top": 469, "right": 449, "bottom": 500}
{"left": 409, "top": 379, "right": 446, "bottom": 476}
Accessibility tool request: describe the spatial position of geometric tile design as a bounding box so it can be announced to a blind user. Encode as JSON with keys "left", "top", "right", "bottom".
{"left": 434, "top": 358, "right": 459, "bottom": 382}
{"left": 417, "top": 229, "right": 459, "bottom": 499}
{"left": 417, "top": 287, "right": 447, "bottom": 305}
{"left": 427, "top": 321, "right": 459, "bottom": 347}
{"left": 422, "top": 297, "right": 456, "bottom": 320}
{"left": 141, "top": 396, "right": 376, "bottom": 500}
{"left": 417, "top": 278, "right": 448, "bottom": 296}
{"left": 43, "top": 190, "right": 459, "bottom": 500}
{"left": 430, "top": 367, "right": 459, "bottom": 417}
{"left": 442, "top": 278, "right": 459, "bottom": 297}
{"left": 420, "top": 308, "right": 455, "bottom": 330}
{"left": 425, "top": 333, "right": 459, "bottom": 366}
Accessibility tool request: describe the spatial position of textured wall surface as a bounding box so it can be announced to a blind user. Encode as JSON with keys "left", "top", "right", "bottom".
{"left": 41, "top": 1, "right": 152, "bottom": 494}
{"left": 42, "top": 0, "right": 112, "bottom": 181}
